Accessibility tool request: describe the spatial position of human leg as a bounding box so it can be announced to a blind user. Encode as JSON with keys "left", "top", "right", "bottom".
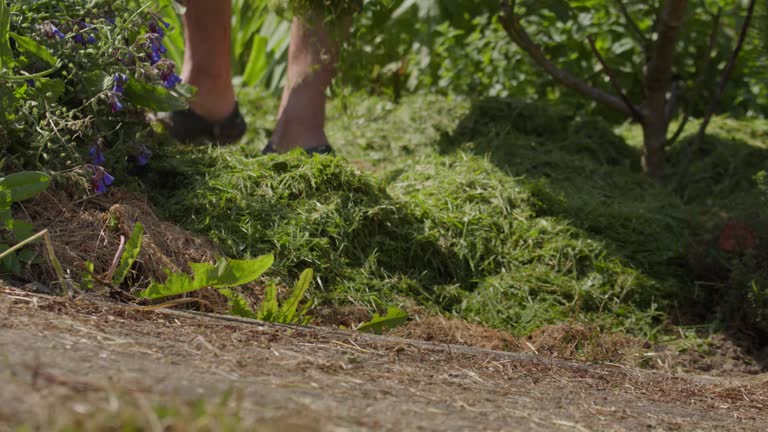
{"left": 269, "top": 14, "right": 343, "bottom": 153}
{"left": 179, "top": 0, "right": 236, "bottom": 121}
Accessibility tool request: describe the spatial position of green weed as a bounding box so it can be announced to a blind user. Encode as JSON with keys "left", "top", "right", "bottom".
{"left": 221, "top": 268, "right": 314, "bottom": 325}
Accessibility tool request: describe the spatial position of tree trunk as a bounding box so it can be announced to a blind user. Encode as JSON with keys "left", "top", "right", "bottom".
{"left": 641, "top": 104, "right": 668, "bottom": 178}
{"left": 641, "top": 0, "right": 689, "bottom": 178}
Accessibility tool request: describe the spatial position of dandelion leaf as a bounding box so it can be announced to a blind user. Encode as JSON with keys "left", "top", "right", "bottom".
{"left": 139, "top": 270, "right": 197, "bottom": 299}
{"left": 112, "top": 222, "right": 144, "bottom": 285}
{"left": 279, "top": 268, "right": 313, "bottom": 323}
{"left": 220, "top": 288, "right": 258, "bottom": 319}
{"left": 356, "top": 307, "right": 409, "bottom": 335}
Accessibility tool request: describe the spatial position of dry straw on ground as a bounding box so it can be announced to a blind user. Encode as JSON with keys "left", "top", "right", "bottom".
{"left": 19, "top": 187, "right": 220, "bottom": 298}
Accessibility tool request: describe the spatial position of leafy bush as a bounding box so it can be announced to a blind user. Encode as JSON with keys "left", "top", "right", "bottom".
{"left": 0, "top": 0, "right": 187, "bottom": 191}
{"left": 336, "top": 0, "right": 767, "bottom": 119}
{"left": 0, "top": 171, "right": 51, "bottom": 274}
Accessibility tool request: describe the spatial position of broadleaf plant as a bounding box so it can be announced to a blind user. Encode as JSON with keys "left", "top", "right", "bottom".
{"left": 220, "top": 268, "right": 314, "bottom": 325}
{"left": 139, "top": 254, "right": 275, "bottom": 299}
{"left": 112, "top": 222, "right": 144, "bottom": 286}
{"left": 356, "top": 306, "right": 409, "bottom": 335}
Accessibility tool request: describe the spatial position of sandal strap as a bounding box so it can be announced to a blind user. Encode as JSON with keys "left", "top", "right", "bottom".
{"left": 165, "top": 102, "right": 247, "bottom": 145}
{"left": 261, "top": 142, "right": 334, "bottom": 155}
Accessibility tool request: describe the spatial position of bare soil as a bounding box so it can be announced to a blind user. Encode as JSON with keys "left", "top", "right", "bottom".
{"left": 1, "top": 288, "right": 766, "bottom": 432}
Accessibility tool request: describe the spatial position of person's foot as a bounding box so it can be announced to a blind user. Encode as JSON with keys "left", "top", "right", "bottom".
{"left": 261, "top": 141, "right": 334, "bottom": 155}
{"left": 162, "top": 102, "right": 247, "bottom": 145}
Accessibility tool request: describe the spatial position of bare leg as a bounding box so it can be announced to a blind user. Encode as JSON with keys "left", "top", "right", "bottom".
{"left": 180, "top": 0, "right": 236, "bottom": 121}
{"left": 271, "top": 15, "right": 342, "bottom": 152}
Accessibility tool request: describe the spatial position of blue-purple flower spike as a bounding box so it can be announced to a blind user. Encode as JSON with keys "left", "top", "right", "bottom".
{"left": 89, "top": 145, "right": 106, "bottom": 165}
{"left": 109, "top": 95, "right": 124, "bottom": 113}
{"left": 148, "top": 20, "right": 164, "bottom": 38}
{"left": 91, "top": 169, "right": 115, "bottom": 194}
{"left": 162, "top": 71, "right": 182, "bottom": 89}
{"left": 146, "top": 35, "right": 167, "bottom": 65}
{"left": 137, "top": 148, "right": 152, "bottom": 166}
{"left": 46, "top": 23, "right": 66, "bottom": 39}
{"left": 112, "top": 73, "right": 128, "bottom": 94}
{"left": 103, "top": 172, "right": 115, "bottom": 186}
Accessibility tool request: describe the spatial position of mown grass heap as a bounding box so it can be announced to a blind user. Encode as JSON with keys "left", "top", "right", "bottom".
{"left": 147, "top": 90, "right": 768, "bottom": 339}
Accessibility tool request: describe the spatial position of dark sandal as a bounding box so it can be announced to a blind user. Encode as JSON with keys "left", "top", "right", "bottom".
{"left": 261, "top": 141, "right": 334, "bottom": 155}
{"left": 163, "top": 102, "right": 247, "bottom": 145}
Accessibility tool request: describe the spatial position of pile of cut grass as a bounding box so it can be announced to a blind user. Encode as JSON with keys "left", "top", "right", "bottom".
{"left": 146, "top": 90, "right": 768, "bottom": 339}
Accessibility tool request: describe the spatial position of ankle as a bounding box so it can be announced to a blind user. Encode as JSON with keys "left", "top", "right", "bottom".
{"left": 182, "top": 72, "right": 235, "bottom": 121}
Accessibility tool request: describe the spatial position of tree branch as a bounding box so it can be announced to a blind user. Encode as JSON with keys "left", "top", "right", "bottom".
{"left": 666, "top": 7, "right": 720, "bottom": 147}
{"left": 498, "top": 0, "right": 637, "bottom": 117}
{"left": 665, "top": 114, "right": 689, "bottom": 147}
{"left": 676, "top": 0, "right": 757, "bottom": 188}
{"left": 695, "top": 0, "right": 754, "bottom": 138}
{"left": 586, "top": 35, "right": 644, "bottom": 123}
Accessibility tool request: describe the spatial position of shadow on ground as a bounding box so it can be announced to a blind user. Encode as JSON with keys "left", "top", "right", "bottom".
{"left": 433, "top": 97, "right": 768, "bottom": 368}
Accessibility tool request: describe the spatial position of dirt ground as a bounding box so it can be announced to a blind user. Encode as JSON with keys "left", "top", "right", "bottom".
{"left": 1, "top": 289, "right": 767, "bottom": 431}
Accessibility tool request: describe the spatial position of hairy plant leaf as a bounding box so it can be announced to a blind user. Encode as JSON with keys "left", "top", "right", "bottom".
{"left": 356, "top": 307, "right": 409, "bottom": 335}
{"left": 80, "top": 71, "right": 110, "bottom": 95}
{"left": 0, "top": 171, "right": 51, "bottom": 206}
{"left": 9, "top": 32, "right": 57, "bottom": 66}
{"left": 124, "top": 79, "right": 187, "bottom": 112}
{"left": 7, "top": 218, "right": 36, "bottom": 242}
{"left": 112, "top": 222, "right": 144, "bottom": 285}
{"left": 30, "top": 78, "right": 65, "bottom": 104}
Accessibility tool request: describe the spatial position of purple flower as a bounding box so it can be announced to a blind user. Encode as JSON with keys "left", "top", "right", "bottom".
{"left": 105, "top": 17, "right": 116, "bottom": 25}
{"left": 45, "top": 23, "right": 66, "bottom": 39}
{"left": 89, "top": 145, "right": 106, "bottom": 165}
{"left": 109, "top": 94, "right": 124, "bottom": 112}
{"left": 91, "top": 169, "right": 115, "bottom": 194}
{"left": 146, "top": 35, "right": 167, "bottom": 64}
{"left": 137, "top": 147, "right": 152, "bottom": 166}
{"left": 154, "top": 60, "right": 182, "bottom": 89}
{"left": 73, "top": 22, "right": 97, "bottom": 46}
{"left": 148, "top": 20, "right": 164, "bottom": 38}
{"left": 112, "top": 73, "right": 128, "bottom": 94}
{"left": 161, "top": 71, "right": 182, "bottom": 89}
{"left": 25, "top": 79, "right": 35, "bottom": 88}
{"left": 108, "top": 74, "right": 128, "bottom": 112}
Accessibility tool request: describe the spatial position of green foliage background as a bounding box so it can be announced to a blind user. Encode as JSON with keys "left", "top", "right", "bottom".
{"left": 199, "top": 0, "right": 768, "bottom": 119}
